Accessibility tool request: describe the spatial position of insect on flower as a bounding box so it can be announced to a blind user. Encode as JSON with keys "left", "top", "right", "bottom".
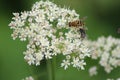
{"left": 68, "top": 16, "right": 87, "bottom": 39}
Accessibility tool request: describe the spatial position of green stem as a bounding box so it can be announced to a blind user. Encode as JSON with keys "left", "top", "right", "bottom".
{"left": 47, "top": 56, "right": 56, "bottom": 80}
{"left": 52, "top": 56, "right": 56, "bottom": 80}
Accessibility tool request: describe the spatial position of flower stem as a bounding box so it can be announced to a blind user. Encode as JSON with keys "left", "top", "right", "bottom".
{"left": 47, "top": 56, "right": 56, "bottom": 80}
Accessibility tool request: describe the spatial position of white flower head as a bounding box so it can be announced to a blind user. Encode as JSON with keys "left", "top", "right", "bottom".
{"left": 9, "top": 0, "right": 90, "bottom": 70}
{"left": 85, "top": 36, "right": 120, "bottom": 74}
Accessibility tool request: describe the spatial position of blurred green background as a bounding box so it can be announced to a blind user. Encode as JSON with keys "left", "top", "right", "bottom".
{"left": 0, "top": 0, "right": 120, "bottom": 80}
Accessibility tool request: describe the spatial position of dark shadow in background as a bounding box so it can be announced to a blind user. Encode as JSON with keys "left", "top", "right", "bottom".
{"left": 92, "top": 0, "right": 120, "bottom": 29}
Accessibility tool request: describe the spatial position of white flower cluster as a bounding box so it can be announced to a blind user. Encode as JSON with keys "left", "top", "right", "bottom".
{"left": 107, "top": 78, "right": 120, "bottom": 80}
{"left": 22, "top": 76, "right": 34, "bottom": 80}
{"left": 84, "top": 36, "right": 120, "bottom": 74}
{"left": 107, "top": 79, "right": 114, "bottom": 80}
{"left": 9, "top": 0, "right": 90, "bottom": 70}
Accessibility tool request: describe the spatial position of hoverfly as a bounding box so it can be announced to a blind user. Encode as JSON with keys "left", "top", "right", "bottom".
{"left": 68, "top": 16, "right": 87, "bottom": 39}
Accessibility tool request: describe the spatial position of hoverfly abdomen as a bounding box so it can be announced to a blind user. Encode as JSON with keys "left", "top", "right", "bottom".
{"left": 79, "top": 28, "right": 86, "bottom": 39}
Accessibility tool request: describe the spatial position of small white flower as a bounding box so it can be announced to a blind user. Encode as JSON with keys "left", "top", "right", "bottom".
{"left": 104, "top": 64, "right": 113, "bottom": 73}
{"left": 22, "top": 76, "right": 34, "bottom": 80}
{"left": 47, "top": 13, "right": 55, "bottom": 22}
{"left": 16, "top": 19, "right": 25, "bottom": 27}
{"left": 79, "top": 60, "right": 86, "bottom": 70}
{"left": 12, "top": 13, "right": 19, "bottom": 20}
{"left": 9, "top": 21, "right": 17, "bottom": 29}
{"left": 21, "top": 11, "right": 28, "bottom": 20}
{"left": 35, "top": 52, "right": 44, "bottom": 65}
{"left": 24, "top": 54, "right": 35, "bottom": 65}
{"left": 71, "top": 57, "right": 80, "bottom": 68}
{"left": 57, "top": 18, "right": 67, "bottom": 27}
{"left": 107, "top": 79, "right": 114, "bottom": 80}
{"left": 35, "top": 12, "right": 45, "bottom": 23}
{"left": 61, "top": 60, "right": 70, "bottom": 70}
{"left": 89, "top": 66, "right": 97, "bottom": 76}
{"left": 45, "top": 51, "right": 52, "bottom": 59}
{"left": 80, "top": 46, "right": 90, "bottom": 57}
